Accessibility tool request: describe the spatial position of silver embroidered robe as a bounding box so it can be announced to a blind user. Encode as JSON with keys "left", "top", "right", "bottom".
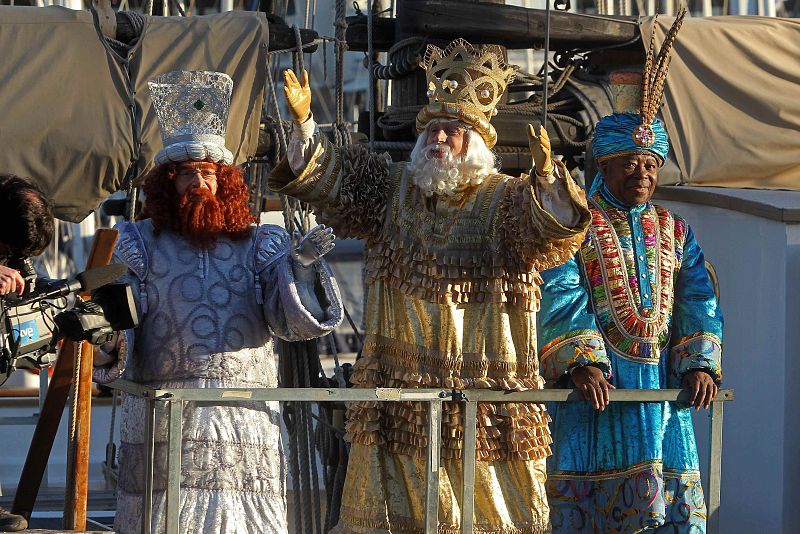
{"left": 94, "top": 220, "right": 343, "bottom": 534}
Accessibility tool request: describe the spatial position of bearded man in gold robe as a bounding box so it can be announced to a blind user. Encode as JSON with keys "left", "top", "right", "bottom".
{"left": 270, "top": 39, "right": 591, "bottom": 533}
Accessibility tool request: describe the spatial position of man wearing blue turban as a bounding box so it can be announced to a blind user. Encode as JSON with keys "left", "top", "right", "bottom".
{"left": 536, "top": 11, "right": 724, "bottom": 533}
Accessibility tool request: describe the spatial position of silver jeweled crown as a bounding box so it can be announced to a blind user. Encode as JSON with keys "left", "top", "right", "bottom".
{"left": 148, "top": 70, "right": 234, "bottom": 166}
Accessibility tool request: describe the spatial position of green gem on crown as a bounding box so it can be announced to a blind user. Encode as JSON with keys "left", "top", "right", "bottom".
{"left": 193, "top": 99, "right": 205, "bottom": 110}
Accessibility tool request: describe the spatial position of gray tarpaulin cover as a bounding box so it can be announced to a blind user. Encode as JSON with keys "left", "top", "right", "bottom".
{"left": 643, "top": 15, "right": 800, "bottom": 190}
{"left": 0, "top": 7, "right": 267, "bottom": 221}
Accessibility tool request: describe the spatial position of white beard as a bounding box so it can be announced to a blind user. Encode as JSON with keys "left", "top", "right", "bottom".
{"left": 409, "top": 144, "right": 464, "bottom": 198}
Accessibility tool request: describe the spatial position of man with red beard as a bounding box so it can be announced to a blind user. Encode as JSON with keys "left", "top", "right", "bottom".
{"left": 93, "top": 70, "right": 343, "bottom": 534}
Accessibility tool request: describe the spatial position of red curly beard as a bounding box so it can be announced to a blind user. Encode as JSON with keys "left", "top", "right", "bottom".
{"left": 142, "top": 162, "right": 256, "bottom": 248}
{"left": 177, "top": 186, "right": 225, "bottom": 248}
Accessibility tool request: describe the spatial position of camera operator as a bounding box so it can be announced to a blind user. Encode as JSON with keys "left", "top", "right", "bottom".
{"left": 0, "top": 174, "right": 54, "bottom": 294}
{"left": 0, "top": 173, "right": 54, "bottom": 533}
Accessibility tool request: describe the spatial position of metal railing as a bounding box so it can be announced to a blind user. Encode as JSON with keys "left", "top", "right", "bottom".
{"left": 109, "top": 379, "right": 733, "bottom": 534}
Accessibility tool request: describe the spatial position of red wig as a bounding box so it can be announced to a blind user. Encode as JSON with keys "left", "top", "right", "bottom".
{"left": 142, "top": 162, "right": 256, "bottom": 248}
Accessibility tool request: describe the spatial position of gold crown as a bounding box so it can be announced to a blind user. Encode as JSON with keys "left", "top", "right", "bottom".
{"left": 415, "top": 38, "right": 517, "bottom": 149}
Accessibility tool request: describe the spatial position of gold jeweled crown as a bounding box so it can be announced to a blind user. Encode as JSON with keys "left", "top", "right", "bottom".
{"left": 415, "top": 38, "right": 518, "bottom": 149}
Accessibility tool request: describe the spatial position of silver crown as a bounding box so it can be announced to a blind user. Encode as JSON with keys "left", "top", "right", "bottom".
{"left": 148, "top": 70, "right": 234, "bottom": 166}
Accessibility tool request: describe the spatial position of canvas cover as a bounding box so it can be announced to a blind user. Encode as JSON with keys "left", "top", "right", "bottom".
{"left": 0, "top": 7, "right": 268, "bottom": 221}
{"left": 643, "top": 15, "right": 800, "bottom": 190}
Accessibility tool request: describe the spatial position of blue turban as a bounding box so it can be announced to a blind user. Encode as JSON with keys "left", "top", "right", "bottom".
{"left": 589, "top": 112, "right": 670, "bottom": 197}
{"left": 592, "top": 112, "right": 669, "bottom": 165}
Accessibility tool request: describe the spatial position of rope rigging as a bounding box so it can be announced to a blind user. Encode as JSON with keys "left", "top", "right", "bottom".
{"left": 257, "top": 3, "right": 361, "bottom": 531}
{"left": 369, "top": 36, "right": 426, "bottom": 80}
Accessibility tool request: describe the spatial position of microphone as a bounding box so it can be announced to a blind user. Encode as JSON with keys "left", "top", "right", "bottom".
{"left": 101, "top": 198, "right": 130, "bottom": 217}
{"left": 6, "top": 264, "right": 128, "bottom": 305}
{"left": 76, "top": 264, "right": 129, "bottom": 292}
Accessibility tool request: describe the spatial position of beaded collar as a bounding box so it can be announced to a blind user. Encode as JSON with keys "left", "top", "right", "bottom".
{"left": 580, "top": 193, "right": 681, "bottom": 362}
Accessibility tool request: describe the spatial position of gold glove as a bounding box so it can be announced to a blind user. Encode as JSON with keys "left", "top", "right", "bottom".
{"left": 527, "top": 124, "right": 554, "bottom": 177}
{"left": 283, "top": 69, "right": 312, "bottom": 122}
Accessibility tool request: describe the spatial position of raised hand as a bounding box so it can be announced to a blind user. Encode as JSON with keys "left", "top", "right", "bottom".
{"left": 527, "top": 124, "right": 554, "bottom": 177}
{"left": 292, "top": 224, "right": 335, "bottom": 267}
{"left": 283, "top": 69, "right": 312, "bottom": 123}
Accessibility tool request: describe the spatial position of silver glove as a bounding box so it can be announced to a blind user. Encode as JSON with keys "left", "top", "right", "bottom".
{"left": 292, "top": 224, "right": 335, "bottom": 267}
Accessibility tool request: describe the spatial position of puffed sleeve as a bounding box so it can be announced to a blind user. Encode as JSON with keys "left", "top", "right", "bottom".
{"left": 499, "top": 160, "right": 592, "bottom": 273}
{"left": 255, "top": 224, "right": 343, "bottom": 341}
{"left": 93, "top": 221, "right": 146, "bottom": 385}
{"left": 268, "top": 132, "right": 392, "bottom": 241}
{"left": 669, "top": 222, "right": 723, "bottom": 385}
{"left": 537, "top": 254, "right": 610, "bottom": 382}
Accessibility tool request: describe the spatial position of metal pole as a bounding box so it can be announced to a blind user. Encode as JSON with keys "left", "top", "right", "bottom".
{"left": 367, "top": 0, "right": 375, "bottom": 151}
{"left": 737, "top": 0, "right": 748, "bottom": 15}
{"left": 109, "top": 383, "right": 731, "bottom": 403}
{"left": 707, "top": 397, "right": 725, "bottom": 534}
{"left": 460, "top": 400, "right": 478, "bottom": 534}
{"left": 541, "top": 0, "right": 550, "bottom": 130}
{"left": 165, "top": 400, "right": 183, "bottom": 534}
{"left": 142, "top": 396, "right": 156, "bottom": 534}
{"left": 424, "top": 400, "right": 442, "bottom": 534}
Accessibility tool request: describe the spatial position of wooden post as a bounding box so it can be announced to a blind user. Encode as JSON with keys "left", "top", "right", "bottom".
{"left": 11, "top": 229, "right": 118, "bottom": 529}
{"left": 12, "top": 339, "right": 78, "bottom": 521}
{"left": 63, "top": 228, "right": 118, "bottom": 530}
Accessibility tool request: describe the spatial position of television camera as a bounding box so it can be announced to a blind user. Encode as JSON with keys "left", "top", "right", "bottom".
{"left": 0, "top": 258, "right": 139, "bottom": 387}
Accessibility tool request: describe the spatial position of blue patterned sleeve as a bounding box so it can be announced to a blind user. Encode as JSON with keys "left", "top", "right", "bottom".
{"left": 537, "top": 255, "right": 610, "bottom": 382}
{"left": 255, "top": 225, "right": 343, "bottom": 341}
{"left": 93, "top": 221, "right": 146, "bottom": 384}
{"left": 669, "top": 224, "right": 723, "bottom": 384}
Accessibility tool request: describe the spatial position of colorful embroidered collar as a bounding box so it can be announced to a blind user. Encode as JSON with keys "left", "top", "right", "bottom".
{"left": 581, "top": 193, "right": 677, "bottom": 362}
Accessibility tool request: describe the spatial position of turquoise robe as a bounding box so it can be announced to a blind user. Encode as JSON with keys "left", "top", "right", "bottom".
{"left": 538, "top": 186, "right": 723, "bottom": 533}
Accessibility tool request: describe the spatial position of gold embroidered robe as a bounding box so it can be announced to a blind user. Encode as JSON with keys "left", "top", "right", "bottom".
{"left": 269, "top": 138, "right": 590, "bottom": 533}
